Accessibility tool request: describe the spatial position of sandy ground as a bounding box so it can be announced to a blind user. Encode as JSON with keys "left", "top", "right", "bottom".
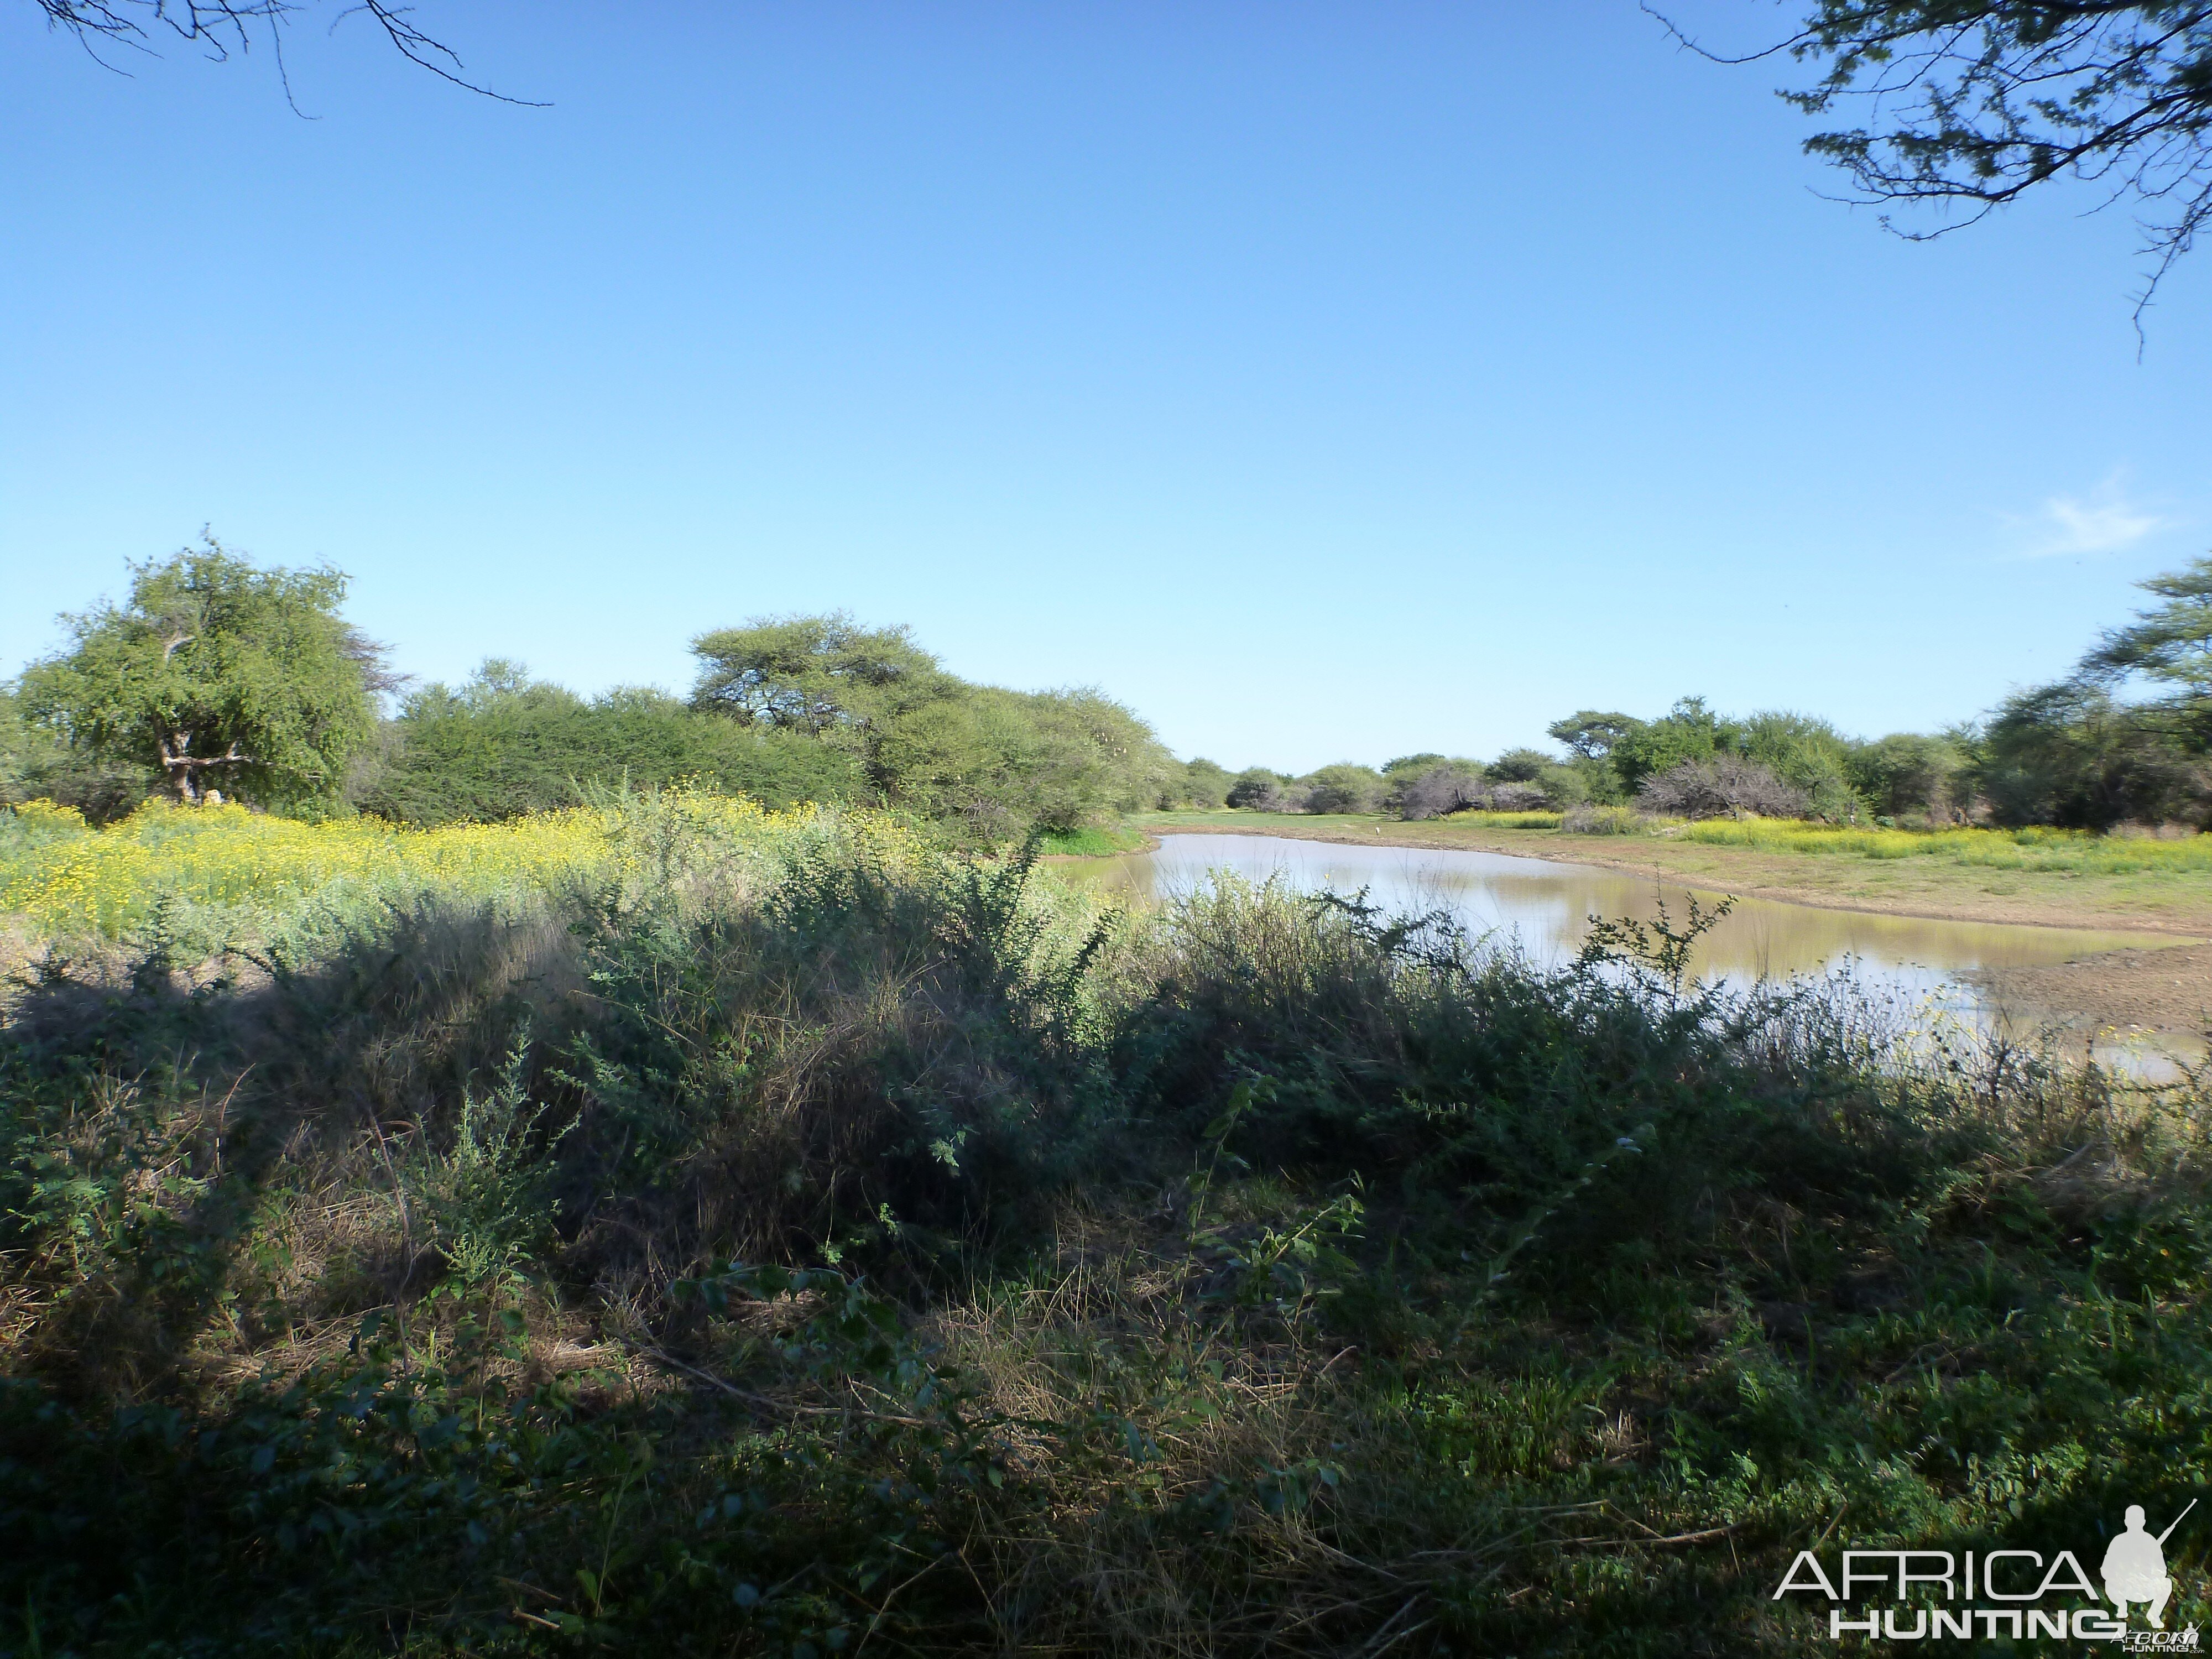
{"left": 1136, "top": 817, "right": 2212, "bottom": 1051}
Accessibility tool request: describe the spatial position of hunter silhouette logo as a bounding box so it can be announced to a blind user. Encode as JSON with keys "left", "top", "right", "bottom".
{"left": 1771, "top": 1497, "right": 2200, "bottom": 1643}
{"left": 2107, "top": 1501, "right": 2193, "bottom": 1632}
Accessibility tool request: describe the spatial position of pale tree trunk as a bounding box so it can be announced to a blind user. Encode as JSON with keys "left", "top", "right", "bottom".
{"left": 157, "top": 731, "right": 248, "bottom": 805}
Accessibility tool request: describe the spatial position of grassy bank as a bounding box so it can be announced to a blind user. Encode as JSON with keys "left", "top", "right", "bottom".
{"left": 1138, "top": 810, "right": 2212, "bottom": 935}
{"left": 4, "top": 799, "right": 2210, "bottom": 1654}
{"left": 1035, "top": 823, "right": 1150, "bottom": 858}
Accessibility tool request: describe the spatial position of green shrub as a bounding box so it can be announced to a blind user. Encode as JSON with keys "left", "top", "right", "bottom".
{"left": 360, "top": 666, "right": 861, "bottom": 823}
{"left": 6, "top": 807, "right": 2211, "bottom": 1655}
{"left": 1296, "top": 761, "right": 1385, "bottom": 815}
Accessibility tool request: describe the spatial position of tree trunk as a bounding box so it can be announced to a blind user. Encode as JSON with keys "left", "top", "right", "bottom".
{"left": 161, "top": 732, "right": 200, "bottom": 804}
{"left": 156, "top": 731, "right": 248, "bottom": 805}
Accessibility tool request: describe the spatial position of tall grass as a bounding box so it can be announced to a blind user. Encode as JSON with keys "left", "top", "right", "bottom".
{"left": 3, "top": 799, "right": 2208, "bottom": 1654}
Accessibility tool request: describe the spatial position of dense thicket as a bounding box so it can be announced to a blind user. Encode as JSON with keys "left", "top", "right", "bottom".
{"left": 356, "top": 662, "right": 862, "bottom": 824}
{"left": 3, "top": 809, "right": 2205, "bottom": 1653}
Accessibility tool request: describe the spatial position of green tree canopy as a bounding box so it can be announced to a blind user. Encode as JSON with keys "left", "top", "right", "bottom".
{"left": 688, "top": 615, "right": 1171, "bottom": 836}
{"left": 359, "top": 661, "right": 862, "bottom": 825}
{"left": 1177, "top": 757, "right": 1233, "bottom": 809}
{"left": 1847, "top": 730, "right": 1971, "bottom": 821}
{"left": 1974, "top": 681, "right": 2208, "bottom": 827}
{"left": 18, "top": 539, "right": 391, "bottom": 810}
{"left": 1545, "top": 711, "right": 1644, "bottom": 762}
{"left": 1610, "top": 698, "right": 1731, "bottom": 790}
{"left": 690, "top": 615, "right": 948, "bottom": 738}
{"left": 2080, "top": 553, "right": 2212, "bottom": 745}
{"left": 1380, "top": 752, "right": 1448, "bottom": 776}
{"left": 1299, "top": 763, "right": 1385, "bottom": 815}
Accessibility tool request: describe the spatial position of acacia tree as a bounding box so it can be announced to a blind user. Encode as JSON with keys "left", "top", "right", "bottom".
{"left": 2080, "top": 551, "right": 2212, "bottom": 745}
{"left": 690, "top": 615, "right": 950, "bottom": 739}
{"left": 1665, "top": 3, "right": 2212, "bottom": 315}
{"left": 688, "top": 614, "right": 1174, "bottom": 833}
{"left": 19, "top": 539, "right": 396, "bottom": 809}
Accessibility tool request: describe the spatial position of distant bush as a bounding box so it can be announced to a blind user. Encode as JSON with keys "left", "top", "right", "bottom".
{"left": 1972, "top": 682, "right": 2210, "bottom": 831}
{"left": 1636, "top": 757, "right": 1811, "bottom": 820}
{"left": 1297, "top": 763, "right": 1385, "bottom": 815}
{"left": 1730, "top": 710, "right": 1867, "bottom": 821}
{"left": 1561, "top": 802, "right": 1646, "bottom": 834}
{"left": 1392, "top": 763, "right": 1568, "bottom": 820}
{"left": 687, "top": 615, "right": 1175, "bottom": 836}
{"left": 1483, "top": 781, "right": 1551, "bottom": 812}
{"left": 1379, "top": 752, "right": 1447, "bottom": 777}
{"left": 1175, "top": 757, "right": 1233, "bottom": 809}
{"left": 0, "top": 680, "right": 156, "bottom": 823}
{"left": 1848, "top": 731, "right": 1972, "bottom": 822}
{"left": 1225, "top": 768, "right": 1295, "bottom": 811}
{"left": 1484, "top": 748, "right": 1551, "bottom": 784}
{"left": 1392, "top": 762, "right": 1487, "bottom": 820}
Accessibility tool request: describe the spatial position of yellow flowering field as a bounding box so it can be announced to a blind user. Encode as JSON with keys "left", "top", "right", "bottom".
{"left": 0, "top": 792, "right": 846, "bottom": 940}
{"left": 1672, "top": 816, "right": 2212, "bottom": 874}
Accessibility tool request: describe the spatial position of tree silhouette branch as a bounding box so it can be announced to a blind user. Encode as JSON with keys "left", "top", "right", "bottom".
{"left": 29, "top": 0, "right": 546, "bottom": 106}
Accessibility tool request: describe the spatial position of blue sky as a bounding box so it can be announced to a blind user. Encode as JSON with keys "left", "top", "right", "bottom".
{"left": 3, "top": 2, "right": 2206, "bottom": 773}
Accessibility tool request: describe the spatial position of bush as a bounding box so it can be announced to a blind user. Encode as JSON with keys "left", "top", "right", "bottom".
{"left": 1849, "top": 730, "right": 1972, "bottom": 822}
{"left": 1175, "top": 757, "right": 1233, "bottom": 809}
{"left": 1561, "top": 801, "right": 1646, "bottom": 834}
{"left": 1636, "top": 755, "right": 1811, "bottom": 819}
{"left": 1225, "top": 768, "right": 1295, "bottom": 810}
{"left": 1296, "top": 763, "right": 1385, "bottom": 815}
{"left": 361, "top": 667, "right": 862, "bottom": 825}
{"left": 686, "top": 617, "right": 1176, "bottom": 836}
{"left": 1973, "top": 683, "right": 2210, "bottom": 830}
{"left": 6, "top": 810, "right": 2212, "bottom": 1654}
{"left": 1391, "top": 761, "right": 1487, "bottom": 820}
{"left": 1484, "top": 747, "right": 1551, "bottom": 784}
{"left": 1391, "top": 764, "right": 1569, "bottom": 820}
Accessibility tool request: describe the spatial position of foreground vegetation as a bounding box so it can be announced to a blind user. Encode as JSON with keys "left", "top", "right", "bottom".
{"left": 3, "top": 799, "right": 2208, "bottom": 1655}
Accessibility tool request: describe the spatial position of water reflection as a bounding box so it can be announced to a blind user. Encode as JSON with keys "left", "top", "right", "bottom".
{"left": 1058, "top": 833, "right": 2197, "bottom": 1071}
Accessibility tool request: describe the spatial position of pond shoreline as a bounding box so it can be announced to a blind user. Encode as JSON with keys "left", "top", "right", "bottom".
{"left": 1136, "top": 817, "right": 2211, "bottom": 937}
{"left": 1120, "top": 820, "right": 2211, "bottom": 1044}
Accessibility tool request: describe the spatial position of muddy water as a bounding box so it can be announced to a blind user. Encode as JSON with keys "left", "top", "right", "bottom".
{"left": 1058, "top": 834, "right": 2198, "bottom": 1067}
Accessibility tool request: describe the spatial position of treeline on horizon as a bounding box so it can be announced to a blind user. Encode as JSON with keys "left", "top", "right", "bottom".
{"left": 1149, "top": 551, "right": 2212, "bottom": 834}
{"left": 3, "top": 539, "right": 2208, "bottom": 838}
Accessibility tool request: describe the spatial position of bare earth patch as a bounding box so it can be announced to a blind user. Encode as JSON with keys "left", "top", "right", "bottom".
{"left": 1972, "top": 941, "right": 2212, "bottom": 1047}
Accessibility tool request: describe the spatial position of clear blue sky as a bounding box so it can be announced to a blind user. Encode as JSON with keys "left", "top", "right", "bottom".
{"left": 4, "top": 2, "right": 2206, "bottom": 773}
